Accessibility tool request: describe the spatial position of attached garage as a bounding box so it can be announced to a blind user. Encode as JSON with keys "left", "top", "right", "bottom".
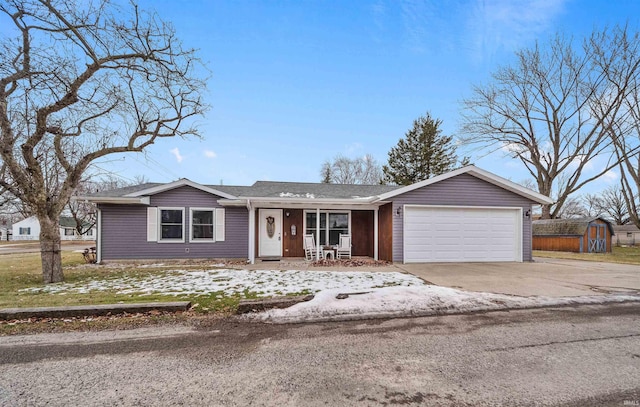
{"left": 403, "top": 206, "right": 522, "bottom": 263}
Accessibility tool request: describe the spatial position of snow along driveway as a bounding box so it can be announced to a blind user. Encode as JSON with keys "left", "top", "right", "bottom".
{"left": 248, "top": 286, "right": 640, "bottom": 324}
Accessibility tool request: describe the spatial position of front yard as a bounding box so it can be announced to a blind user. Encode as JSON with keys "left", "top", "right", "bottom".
{"left": 533, "top": 245, "right": 640, "bottom": 265}
{"left": 0, "top": 252, "right": 423, "bottom": 314}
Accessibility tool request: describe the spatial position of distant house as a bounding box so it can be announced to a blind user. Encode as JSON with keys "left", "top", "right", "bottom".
{"left": 0, "top": 227, "right": 10, "bottom": 241}
{"left": 612, "top": 224, "right": 640, "bottom": 246}
{"left": 532, "top": 217, "right": 614, "bottom": 253}
{"left": 11, "top": 216, "right": 95, "bottom": 241}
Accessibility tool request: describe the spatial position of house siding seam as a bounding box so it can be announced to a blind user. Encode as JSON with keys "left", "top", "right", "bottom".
{"left": 391, "top": 173, "right": 535, "bottom": 262}
{"left": 99, "top": 186, "right": 248, "bottom": 259}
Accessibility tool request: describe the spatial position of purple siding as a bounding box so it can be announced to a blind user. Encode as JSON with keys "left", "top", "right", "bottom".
{"left": 98, "top": 186, "right": 248, "bottom": 260}
{"left": 391, "top": 173, "right": 535, "bottom": 262}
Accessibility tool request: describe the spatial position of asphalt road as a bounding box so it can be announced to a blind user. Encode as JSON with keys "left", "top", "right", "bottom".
{"left": 0, "top": 304, "right": 639, "bottom": 406}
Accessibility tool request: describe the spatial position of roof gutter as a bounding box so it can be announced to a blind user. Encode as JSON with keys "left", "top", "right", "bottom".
{"left": 73, "top": 196, "right": 151, "bottom": 205}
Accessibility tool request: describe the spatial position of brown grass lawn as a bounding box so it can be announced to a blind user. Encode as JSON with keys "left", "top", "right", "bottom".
{"left": 533, "top": 245, "right": 640, "bottom": 265}
{"left": 0, "top": 252, "right": 243, "bottom": 313}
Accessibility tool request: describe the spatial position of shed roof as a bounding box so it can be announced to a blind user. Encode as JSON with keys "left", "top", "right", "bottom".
{"left": 532, "top": 217, "right": 614, "bottom": 236}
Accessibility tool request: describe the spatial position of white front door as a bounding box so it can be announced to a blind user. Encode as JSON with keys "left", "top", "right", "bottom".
{"left": 259, "top": 209, "right": 282, "bottom": 257}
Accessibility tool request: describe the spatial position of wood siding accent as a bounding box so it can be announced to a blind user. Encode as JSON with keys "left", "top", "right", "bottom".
{"left": 351, "top": 210, "right": 374, "bottom": 257}
{"left": 99, "top": 186, "right": 248, "bottom": 260}
{"left": 378, "top": 203, "right": 393, "bottom": 261}
{"left": 533, "top": 236, "right": 581, "bottom": 252}
{"left": 283, "top": 209, "right": 304, "bottom": 257}
{"left": 391, "top": 173, "right": 535, "bottom": 262}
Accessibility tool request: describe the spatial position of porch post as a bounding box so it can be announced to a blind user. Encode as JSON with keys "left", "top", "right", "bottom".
{"left": 248, "top": 201, "right": 255, "bottom": 264}
{"left": 316, "top": 207, "right": 321, "bottom": 260}
{"left": 374, "top": 207, "right": 379, "bottom": 260}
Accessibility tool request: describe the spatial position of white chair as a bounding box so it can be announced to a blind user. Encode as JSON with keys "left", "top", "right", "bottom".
{"left": 336, "top": 234, "right": 352, "bottom": 259}
{"left": 303, "top": 234, "right": 323, "bottom": 260}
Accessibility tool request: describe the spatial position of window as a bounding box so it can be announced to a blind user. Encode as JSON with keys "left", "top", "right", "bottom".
{"left": 19, "top": 227, "right": 30, "bottom": 235}
{"left": 86, "top": 229, "right": 93, "bottom": 236}
{"left": 64, "top": 228, "right": 75, "bottom": 236}
{"left": 190, "top": 208, "right": 214, "bottom": 242}
{"left": 305, "top": 211, "right": 350, "bottom": 246}
{"left": 159, "top": 208, "right": 184, "bottom": 242}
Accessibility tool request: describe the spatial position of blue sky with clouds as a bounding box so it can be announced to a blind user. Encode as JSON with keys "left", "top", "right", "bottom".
{"left": 101, "top": 0, "right": 640, "bottom": 193}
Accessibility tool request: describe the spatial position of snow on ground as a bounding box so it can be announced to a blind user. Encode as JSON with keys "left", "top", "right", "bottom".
{"left": 21, "top": 268, "right": 640, "bottom": 323}
{"left": 21, "top": 269, "right": 425, "bottom": 297}
{"left": 248, "top": 286, "right": 640, "bottom": 324}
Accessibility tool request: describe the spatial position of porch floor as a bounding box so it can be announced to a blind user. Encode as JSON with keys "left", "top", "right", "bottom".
{"left": 249, "top": 257, "right": 398, "bottom": 272}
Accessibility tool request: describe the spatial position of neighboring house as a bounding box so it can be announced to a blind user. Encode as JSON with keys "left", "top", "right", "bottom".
{"left": 532, "top": 217, "right": 614, "bottom": 253}
{"left": 11, "top": 216, "right": 96, "bottom": 241}
{"left": 80, "top": 166, "right": 552, "bottom": 264}
{"left": 612, "top": 224, "right": 640, "bottom": 246}
{"left": 0, "top": 227, "right": 10, "bottom": 241}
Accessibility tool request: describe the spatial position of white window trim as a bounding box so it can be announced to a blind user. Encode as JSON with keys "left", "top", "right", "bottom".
{"left": 189, "top": 207, "right": 216, "bottom": 243}
{"left": 303, "top": 210, "right": 351, "bottom": 246}
{"left": 158, "top": 207, "right": 186, "bottom": 243}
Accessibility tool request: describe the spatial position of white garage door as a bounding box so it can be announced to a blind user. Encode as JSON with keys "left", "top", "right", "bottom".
{"left": 403, "top": 206, "right": 521, "bottom": 263}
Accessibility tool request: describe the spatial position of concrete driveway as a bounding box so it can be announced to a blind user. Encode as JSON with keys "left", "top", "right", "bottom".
{"left": 398, "top": 257, "right": 640, "bottom": 297}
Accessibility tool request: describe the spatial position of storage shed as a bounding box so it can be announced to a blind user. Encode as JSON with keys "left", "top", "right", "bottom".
{"left": 532, "top": 217, "right": 614, "bottom": 253}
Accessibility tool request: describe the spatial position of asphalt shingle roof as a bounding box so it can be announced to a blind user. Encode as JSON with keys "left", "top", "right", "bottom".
{"left": 85, "top": 183, "right": 163, "bottom": 198}
{"left": 239, "top": 181, "right": 398, "bottom": 199}
{"left": 86, "top": 180, "right": 400, "bottom": 200}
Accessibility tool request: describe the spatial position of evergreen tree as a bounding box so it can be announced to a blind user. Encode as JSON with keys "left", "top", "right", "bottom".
{"left": 383, "top": 113, "right": 465, "bottom": 185}
{"left": 320, "top": 162, "right": 332, "bottom": 183}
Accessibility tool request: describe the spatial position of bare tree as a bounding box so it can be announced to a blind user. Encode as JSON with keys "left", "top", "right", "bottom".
{"left": 579, "top": 194, "right": 604, "bottom": 218}
{"left": 609, "top": 79, "right": 640, "bottom": 228}
{"left": 0, "top": 0, "right": 207, "bottom": 283}
{"left": 591, "top": 185, "right": 631, "bottom": 225}
{"left": 320, "top": 154, "right": 384, "bottom": 184}
{"left": 461, "top": 26, "right": 640, "bottom": 219}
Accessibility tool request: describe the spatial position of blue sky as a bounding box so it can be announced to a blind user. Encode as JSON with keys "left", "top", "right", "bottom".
{"left": 100, "top": 0, "right": 640, "bottom": 193}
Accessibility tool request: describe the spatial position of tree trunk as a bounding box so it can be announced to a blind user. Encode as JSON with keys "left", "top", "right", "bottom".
{"left": 541, "top": 204, "right": 552, "bottom": 219}
{"left": 39, "top": 216, "right": 63, "bottom": 283}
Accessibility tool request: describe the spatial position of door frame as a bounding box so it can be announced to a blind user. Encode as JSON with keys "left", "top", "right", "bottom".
{"left": 258, "top": 208, "right": 283, "bottom": 257}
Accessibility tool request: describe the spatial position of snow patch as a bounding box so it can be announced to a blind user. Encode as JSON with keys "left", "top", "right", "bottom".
{"left": 248, "top": 285, "right": 640, "bottom": 324}
{"left": 20, "top": 269, "right": 424, "bottom": 297}
{"left": 278, "top": 192, "right": 316, "bottom": 199}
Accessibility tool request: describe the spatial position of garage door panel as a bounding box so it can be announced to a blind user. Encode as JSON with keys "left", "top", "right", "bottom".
{"left": 404, "top": 206, "right": 521, "bottom": 263}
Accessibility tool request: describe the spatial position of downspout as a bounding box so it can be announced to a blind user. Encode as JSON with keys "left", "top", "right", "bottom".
{"left": 96, "top": 208, "right": 102, "bottom": 264}
{"left": 247, "top": 200, "right": 255, "bottom": 264}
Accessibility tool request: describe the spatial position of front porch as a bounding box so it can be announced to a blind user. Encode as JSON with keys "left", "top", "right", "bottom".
{"left": 248, "top": 205, "right": 393, "bottom": 264}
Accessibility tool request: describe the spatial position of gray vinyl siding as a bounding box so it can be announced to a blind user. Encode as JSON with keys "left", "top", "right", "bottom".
{"left": 391, "top": 174, "right": 535, "bottom": 262}
{"left": 99, "top": 186, "right": 248, "bottom": 260}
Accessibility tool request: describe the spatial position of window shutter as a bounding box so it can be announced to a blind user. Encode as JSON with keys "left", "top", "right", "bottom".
{"left": 215, "top": 208, "right": 225, "bottom": 242}
{"left": 147, "top": 207, "right": 158, "bottom": 242}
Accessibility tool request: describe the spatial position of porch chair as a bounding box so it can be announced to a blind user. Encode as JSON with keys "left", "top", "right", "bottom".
{"left": 336, "top": 234, "right": 352, "bottom": 259}
{"left": 303, "top": 234, "right": 323, "bottom": 261}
